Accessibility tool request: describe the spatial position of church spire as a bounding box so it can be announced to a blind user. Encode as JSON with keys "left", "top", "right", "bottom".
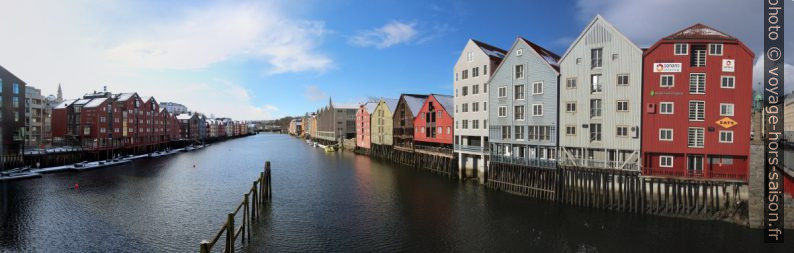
{"left": 56, "top": 83, "right": 63, "bottom": 103}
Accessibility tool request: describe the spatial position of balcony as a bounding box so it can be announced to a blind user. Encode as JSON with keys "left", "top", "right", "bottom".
{"left": 453, "top": 144, "right": 488, "bottom": 153}
{"left": 558, "top": 158, "right": 640, "bottom": 171}
{"left": 490, "top": 155, "right": 556, "bottom": 169}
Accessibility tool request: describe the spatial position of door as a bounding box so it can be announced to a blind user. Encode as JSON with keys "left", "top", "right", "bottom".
{"left": 687, "top": 155, "right": 704, "bottom": 176}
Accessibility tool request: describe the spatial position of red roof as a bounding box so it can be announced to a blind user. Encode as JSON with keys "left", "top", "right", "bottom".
{"left": 662, "top": 23, "right": 736, "bottom": 41}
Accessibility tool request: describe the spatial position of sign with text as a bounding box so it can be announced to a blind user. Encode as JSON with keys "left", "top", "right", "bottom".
{"left": 722, "top": 59, "right": 735, "bottom": 72}
{"left": 715, "top": 117, "right": 737, "bottom": 129}
{"left": 653, "top": 63, "right": 681, "bottom": 73}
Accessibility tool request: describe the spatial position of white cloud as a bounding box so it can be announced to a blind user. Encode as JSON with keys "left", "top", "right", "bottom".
{"left": 350, "top": 21, "right": 418, "bottom": 49}
{"left": 304, "top": 85, "right": 328, "bottom": 101}
{"left": 0, "top": 0, "right": 330, "bottom": 120}
{"left": 105, "top": 2, "right": 332, "bottom": 73}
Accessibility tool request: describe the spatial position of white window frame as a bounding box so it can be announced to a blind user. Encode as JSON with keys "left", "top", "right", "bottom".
{"left": 721, "top": 76, "right": 735, "bottom": 89}
{"left": 687, "top": 127, "right": 705, "bottom": 148}
{"left": 709, "top": 43, "right": 723, "bottom": 56}
{"left": 719, "top": 130, "right": 734, "bottom": 143}
{"left": 689, "top": 73, "right": 706, "bottom": 94}
{"left": 616, "top": 125, "right": 629, "bottom": 138}
{"left": 660, "top": 102, "right": 674, "bottom": 115}
{"left": 532, "top": 104, "right": 543, "bottom": 116}
{"left": 565, "top": 102, "right": 576, "bottom": 113}
{"left": 659, "top": 128, "right": 673, "bottom": 141}
{"left": 532, "top": 81, "right": 543, "bottom": 95}
{"left": 515, "top": 64, "right": 524, "bottom": 79}
{"left": 514, "top": 105, "right": 525, "bottom": 121}
{"left": 498, "top": 106, "right": 507, "bottom": 117}
{"left": 565, "top": 125, "right": 576, "bottom": 136}
{"left": 616, "top": 100, "right": 629, "bottom": 112}
{"left": 688, "top": 100, "right": 705, "bottom": 121}
{"left": 617, "top": 74, "right": 629, "bottom": 86}
{"left": 659, "top": 156, "right": 674, "bottom": 168}
{"left": 516, "top": 48, "right": 523, "bottom": 56}
{"left": 514, "top": 84, "right": 525, "bottom": 100}
{"left": 720, "top": 103, "right": 735, "bottom": 116}
{"left": 566, "top": 78, "right": 577, "bottom": 89}
{"left": 674, "top": 43, "right": 688, "bottom": 55}
{"left": 660, "top": 75, "right": 674, "bottom": 88}
{"left": 467, "top": 51, "right": 473, "bottom": 62}
{"left": 498, "top": 86, "right": 507, "bottom": 98}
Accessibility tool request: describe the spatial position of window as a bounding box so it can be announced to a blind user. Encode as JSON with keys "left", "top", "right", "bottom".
{"left": 462, "top": 70, "right": 469, "bottom": 80}
{"left": 691, "top": 45, "right": 706, "bottom": 67}
{"left": 688, "top": 127, "right": 705, "bottom": 147}
{"left": 589, "top": 123, "right": 602, "bottom": 142}
{"left": 501, "top": 126, "right": 511, "bottom": 139}
{"left": 515, "top": 126, "right": 524, "bottom": 140}
{"left": 616, "top": 100, "right": 629, "bottom": 112}
{"left": 514, "top": 105, "right": 524, "bottom": 120}
{"left": 532, "top": 104, "right": 543, "bottom": 116}
{"left": 532, "top": 82, "right": 543, "bottom": 94}
{"left": 590, "top": 99, "right": 602, "bottom": 118}
{"left": 689, "top": 101, "right": 705, "bottom": 121}
{"left": 591, "top": 74, "right": 602, "bottom": 93}
{"left": 565, "top": 125, "right": 576, "bottom": 135}
{"left": 591, "top": 48, "right": 602, "bottom": 68}
{"left": 660, "top": 156, "right": 674, "bottom": 168}
{"left": 516, "top": 48, "right": 523, "bottom": 56}
{"left": 462, "top": 103, "right": 468, "bottom": 112}
{"left": 721, "top": 76, "right": 735, "bottom": 88}
{"left": 462, "top": 120, "right": 468, "bottom": 129}
{"left": 660, "top": 75, "right": 674, "bottom": 87}
{"left": 472, "top": 102, "right": 479, "bottom": 112}
{"left": 472, "top": 67, "right": 479, "bottom": 77}
{"left": 659, "top": 128, "right": 673, "bottom": 141}
{"left": 617, "top": 74, "right": 629, "bottom": 86}
{"left": 484, "top": 101, "right": 487, "bottom": 111}
{"left": 13, "top": 83, "right": 19, "bottom": 94}
{"left": 674, "top": 43, "right": 688, "bottom": 55}
{"left": 483, "top": 65, "right": 488, "bottom": 75}
{"left": 719, "top": 131, "right": 734, "bottom": 143}
{"left": 472, "top": 120, "right": 479, "bottom": 129}
{"left": 473, "top": 84, "right": 479, "bottom": 94}
{"left": 13, "top": 96, "right": 19, "bottom": 108}
{"left": 462, "top": 86, "right": 468, "bottom": 96}
{"left": 514, "top": 85, "right": 524, "bottom": 100}
{"left": 709, "top": 44, "right": 723, "bottom": 55}
{"left": 616, "top": 126, "right": 629, "bottom": 137}
{"left": 515, "top": 65, "right": 524, "bottom": 79}
{"left": 498, "top": 87, "right": 506, "bottom": 98}
{"left": 576, "top": 58, "right": 582, "bottom": 64}
{"left": 467, "top": 52, "right": 473, "bottom": 62}
{"left": 566, "top": 78, "right": 577, "bottom": 89}
{"left": 437, "top": 127, "right": 442, "bottom": 134}
{"left": 660, "top": 102, "right": 674, "bottom": 114}
{"left": 483, "top": 83, "right": 487, "bottom": 93}
{"left": 565, "top": 102, "right": 576, "bottom": 113}
{"left": 498, "top": 106, "right": 507, "bottom": 117}
{"left": 612, "top": 53, "right": 619, "bottom": 60}
{"left": 689, "top": 73, "right": 706, "bottom": 94}
{"left": 84, "top": 127, "right": 90, "bottom": 135}
{"left": 720, "top": 103, "right": 734, "bottom": 116}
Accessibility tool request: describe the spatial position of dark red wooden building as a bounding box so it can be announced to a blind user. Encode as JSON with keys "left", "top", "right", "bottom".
{"left": 642, "top": 24, "right": 754, "bottom": 181}
{"left": 413, "top": 94, "right": 454, "bottom": 148}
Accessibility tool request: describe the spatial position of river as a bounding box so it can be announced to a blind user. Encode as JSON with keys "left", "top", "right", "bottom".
{"left": 0, "top": 133, "right": 790, "bottom": 252}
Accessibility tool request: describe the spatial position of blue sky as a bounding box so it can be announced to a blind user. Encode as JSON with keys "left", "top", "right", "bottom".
{"left": 0, "top": 0, "right": 790, "bottom": 120}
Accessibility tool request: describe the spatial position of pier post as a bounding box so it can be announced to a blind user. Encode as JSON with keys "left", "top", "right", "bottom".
{"left": 200, "top": 240, "right": 210, "bottom": 253}
{"left": 244, "top": 193, "right": 249, "bottom": 243}
{"left": 226, "top": 212, "right": 235, "bottom": 253}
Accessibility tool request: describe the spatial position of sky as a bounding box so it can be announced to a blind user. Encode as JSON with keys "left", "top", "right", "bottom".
{"left": 0, "top": 0, "right": 791, "bottom": 120}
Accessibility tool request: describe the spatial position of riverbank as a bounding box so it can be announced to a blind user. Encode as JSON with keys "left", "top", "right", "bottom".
{"left": 299, "top": 135, "right": 793, "bottom": 230}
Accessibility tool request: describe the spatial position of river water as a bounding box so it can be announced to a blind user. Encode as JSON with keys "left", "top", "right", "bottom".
{"left": 0, "top": 133, "right": 790, "bottom": 252}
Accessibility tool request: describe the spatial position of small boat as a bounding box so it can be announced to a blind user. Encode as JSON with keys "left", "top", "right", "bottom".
{"left": 324, "top": 145, "right": 336, "bottom": 152}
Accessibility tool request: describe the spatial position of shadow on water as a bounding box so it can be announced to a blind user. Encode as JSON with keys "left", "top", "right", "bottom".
{"left": 0, "top": 134, "right": 791, "bottom": 252}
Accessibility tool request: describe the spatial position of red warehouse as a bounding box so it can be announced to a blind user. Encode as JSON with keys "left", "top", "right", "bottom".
{"left": 642, "top": 24, "right": 754, "bottom": 181}
{"left": 356, "top": 102, "right": 377, "bottom": 149}
{"left": 413, "top": 94, "right": 454, "bottom": 149}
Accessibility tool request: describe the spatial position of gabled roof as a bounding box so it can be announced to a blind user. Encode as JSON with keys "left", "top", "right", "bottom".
{"left": 520, "top": 37, "right": 561, "bottom": 72}
{"left": 73, "top": 99, "right": 92, "bottom": 106}
{"left": 662, "top": 23, "right": 736, "bottom": 41}
{"left": 382, "top": 98, "right": 399, "bottom": 113}
{"left": 400, "top": 94, "right": 429, "bottom": 117}
{"left": 471, "top": 39, "right": 507, "bottom": 60}
{"left": 364, "top": 102, "right": 378, "bottom": 114}
{"left": 0, "top": 65, "right": 26, "bottom": 84}
{"left": 559, "top": 14, "right": 642, "bottom": 63}
{"left": 431, "top": 94, "right": 454, "bottom": 117}
{"left": 84, "top": 97, "right": 108, "bottom": 108}
{"left": 116, "top": 93, "right": 136, "bottom": 102}
{"left": 55, "top": 99, "right": 77, "bottom": 109}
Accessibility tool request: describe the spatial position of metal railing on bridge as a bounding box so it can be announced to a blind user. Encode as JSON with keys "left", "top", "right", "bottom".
{"left": 199, "top": 161, "right": 272, "bottom": 253}
{"left": 453, "top": 145, "right": 488, "bottom": 153}
{"left": 491, "top": 155, "right": 557, "bottom": 169}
